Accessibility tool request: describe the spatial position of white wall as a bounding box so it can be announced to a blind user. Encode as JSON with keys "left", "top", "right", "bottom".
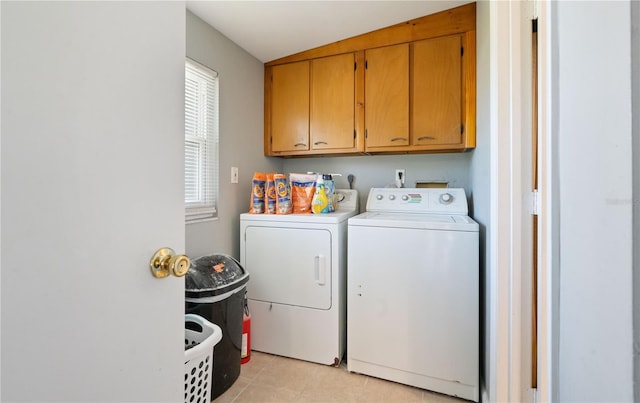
{"left": 554, "top": 1, "right": 633, "bottom": 401}
{"left": 185, "top": 11, "right": 281, "bottom": 259}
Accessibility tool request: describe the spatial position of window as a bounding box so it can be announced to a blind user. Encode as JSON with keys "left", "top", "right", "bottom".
{"left": 185, "top": 58, "right": 218, "bottom": 222}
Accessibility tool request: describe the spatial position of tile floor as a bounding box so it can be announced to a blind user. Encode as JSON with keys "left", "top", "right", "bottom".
{"left": 214, "top": 351, "right": 469, "bottom": 403}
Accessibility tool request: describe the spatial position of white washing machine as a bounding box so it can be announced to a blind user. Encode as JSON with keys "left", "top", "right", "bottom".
{"left": 347, "top": 187, "right": 479, "bottom": 402}
{"left": 240, "top": 189, "right": 358, "bottom": 366}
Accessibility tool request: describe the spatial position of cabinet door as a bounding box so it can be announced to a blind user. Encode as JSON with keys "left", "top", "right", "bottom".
{"left": 412, "top": 35, "right": 462, "bottom": 146}
{"left": 310, "top": 53, "right": 355, "bottom": 150}
{"left": 271, "top": 61, "right": 310, "bottom": 152}
{"left": 365, "top": 44, "right": 409, "bottom": 148}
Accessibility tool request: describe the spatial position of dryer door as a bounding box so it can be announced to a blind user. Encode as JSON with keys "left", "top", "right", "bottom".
{"left": 244, "top": 226, "right": 332, "bottom": 309}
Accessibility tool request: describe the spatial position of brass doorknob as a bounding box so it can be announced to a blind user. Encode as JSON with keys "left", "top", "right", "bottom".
{"left": 150, "top": 247, "right": 191, "bottom": 278}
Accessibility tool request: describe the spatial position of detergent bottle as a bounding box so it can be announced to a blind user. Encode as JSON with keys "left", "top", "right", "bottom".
{"left": 323, "top": 174, "right": 336, "bottom": 212}
{"left": 311, "top": 175, "right": 329, "bottom": 214}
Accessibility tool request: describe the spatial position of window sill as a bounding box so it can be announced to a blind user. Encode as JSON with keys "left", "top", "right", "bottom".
{"left": 186, "top": 216, "right": 218, "bottom": 225}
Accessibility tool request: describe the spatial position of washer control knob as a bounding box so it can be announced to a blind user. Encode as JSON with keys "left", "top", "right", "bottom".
{"left": 439, "top": 193, "right": 453, "bottom": 204}
{"left": 389, "top": 195, "right": 396, "bottom": 201}
{"left": 376, "top": 194, "right": 383, "bottom": 200}
{"left": 402, "top": 195, "right": 409, "bottom": 201}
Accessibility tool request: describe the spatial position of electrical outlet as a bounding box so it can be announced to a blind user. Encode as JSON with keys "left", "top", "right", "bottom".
{"left": 231, "top": 167, "right": 239, "bottom": 184}
{"left": 395, "top": 169, "right": 405, "bottom": 185}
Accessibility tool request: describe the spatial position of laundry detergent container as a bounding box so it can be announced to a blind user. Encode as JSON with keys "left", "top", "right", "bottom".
{"left": 185, "top": 254, "right": 250, "bottom": 400}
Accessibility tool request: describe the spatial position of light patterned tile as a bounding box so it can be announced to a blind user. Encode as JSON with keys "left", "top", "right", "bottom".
{"left": 214, "top": 375, "right": 249, "bottom": 403}
{"left": 228, "top": 352, "right": 471, "bottom": 403}
{"left": 234, "top": 383, "right": 301, "bottom": 403}
{"left": 239, "top": 351, "right": 276, "bottom": 380}
{"left": 300, "top": 363, "right": 367, "bottom": 402}
{"left": 252, "top": 356, "right": 320, "bottom": 393}
{"left": 357, "top": 376, "right": 424, "bottom": 402}
{"left": 297, "top": 387, "right": 361, "bottom": 403}
{"left": 422, "top": 389, "right": 470, "bottom": 403}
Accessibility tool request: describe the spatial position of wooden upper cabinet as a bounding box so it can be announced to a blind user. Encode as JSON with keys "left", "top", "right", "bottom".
{"left": 411, "top": 34, "right": 462, "bottom": 147}
{"left": 264, "top": 3, "right": 476, "bottom": 157}
{"left": 365, "top": 33, "right": 475, "bottom": 153}
{"left": 310, "top": 53, "right": 356, "bottom": 150}
{"left": 266, "top": 54, "right": 361, "bottom": 156}
{"left": 271, "top": 61, "right": 310, "bottom": 153}
{"left": 364, "top": 44, "right": 409, "bottom": 148}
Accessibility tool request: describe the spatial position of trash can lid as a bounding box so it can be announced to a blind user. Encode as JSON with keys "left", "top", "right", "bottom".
{"left": 185, "top": 254, "right": 250, "bottom": 299}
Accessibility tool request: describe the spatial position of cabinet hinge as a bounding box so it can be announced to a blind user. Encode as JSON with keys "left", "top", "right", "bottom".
{"left": 461, "top": 46, "right": 464, "bottom": 57}
{"left": 365, "top": 129, "right": 368, "bottom": 139}
{"left": 354, "top": 130, "right": 356, "bottom": 139}
{"left": 460, "top": 124, "right": 464, "bottom": 134}
{"left": 354, "top": 62, "right": 357, "bottom": 71}
{"left": 365, "top": 60, "right": 368, "bottom": 69}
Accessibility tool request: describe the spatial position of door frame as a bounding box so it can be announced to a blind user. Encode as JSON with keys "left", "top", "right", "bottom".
{"left": 535, "top": 1, "right": 556, "bottom": 401}
{"left": 491, "top": 0, "right": 554, "bottom": 401}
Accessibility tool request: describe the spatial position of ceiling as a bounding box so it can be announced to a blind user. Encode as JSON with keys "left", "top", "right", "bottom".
{"left": 186, "top": 1, "right": 473, "bottom": 63}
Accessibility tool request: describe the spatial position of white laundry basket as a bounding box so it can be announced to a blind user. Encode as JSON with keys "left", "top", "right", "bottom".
{"left": 185, "top": 314, "right": 222, "bottom": 403}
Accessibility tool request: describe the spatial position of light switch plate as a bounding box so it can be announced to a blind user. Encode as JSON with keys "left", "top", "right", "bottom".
{"left": 231, "top": 167, "right": 239, "bottom": 184}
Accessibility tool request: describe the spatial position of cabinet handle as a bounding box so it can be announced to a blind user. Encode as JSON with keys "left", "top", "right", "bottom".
{"left": 390, "top": 137, "right": 407, "bottom": 142}
{"left": 417, "top": 136, "right": 436, "bottom": 141}
{"left": 314, "top": 141, "right": 328, "bottom": 146}
{"left": 294, "top": 143, "right": 307, "bottom": 147}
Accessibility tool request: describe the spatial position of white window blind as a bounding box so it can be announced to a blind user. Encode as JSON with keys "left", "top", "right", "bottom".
{"left": 185, "top": 58, "right": 218, "bottom": 222}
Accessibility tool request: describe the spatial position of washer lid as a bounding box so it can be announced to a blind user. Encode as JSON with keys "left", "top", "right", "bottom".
{"left": 348, "top": 211, "right": 479, "bottom": 231}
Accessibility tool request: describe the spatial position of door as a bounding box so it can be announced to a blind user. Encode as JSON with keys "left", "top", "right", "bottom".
{"left": 244, "top": 226, "right": 332, "bottom": 309}
{"left": 489, "top": 1, "right": 538, "bottom": 401}
{"left": 1, "top": 3, "right": 186, "bottom": 402}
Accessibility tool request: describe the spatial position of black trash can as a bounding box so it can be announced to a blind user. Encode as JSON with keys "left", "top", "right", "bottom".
{"left": 185, "top": 254, "right": 250, "bottom": 400}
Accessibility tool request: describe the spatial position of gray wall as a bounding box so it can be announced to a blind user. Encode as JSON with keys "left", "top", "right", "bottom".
{"left": 555, "top": 1, "right": 634, "bottom": 401}
{"left": 185, "top": 10, "right": 281, "bottom": 259}
{"left": 634, "top": 0, "right": 640, "bottom": 400}
{"left": 470, "top": 0, "right": 491, "bottom": 398}
{"left": 283, "top": 153, "right": 472, "bottom": 214}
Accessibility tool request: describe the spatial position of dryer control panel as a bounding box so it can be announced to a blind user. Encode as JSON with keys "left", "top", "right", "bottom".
{"left": 365, "top": 188, "right": 468, "bottom": 215}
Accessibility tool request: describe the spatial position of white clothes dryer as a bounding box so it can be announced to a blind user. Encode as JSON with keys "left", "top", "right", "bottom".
{"left": 240, "top": 189, "right": 358, "bottom": 366}
{"left": 347, "top": 187, "right": 479, "bottom": 401}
